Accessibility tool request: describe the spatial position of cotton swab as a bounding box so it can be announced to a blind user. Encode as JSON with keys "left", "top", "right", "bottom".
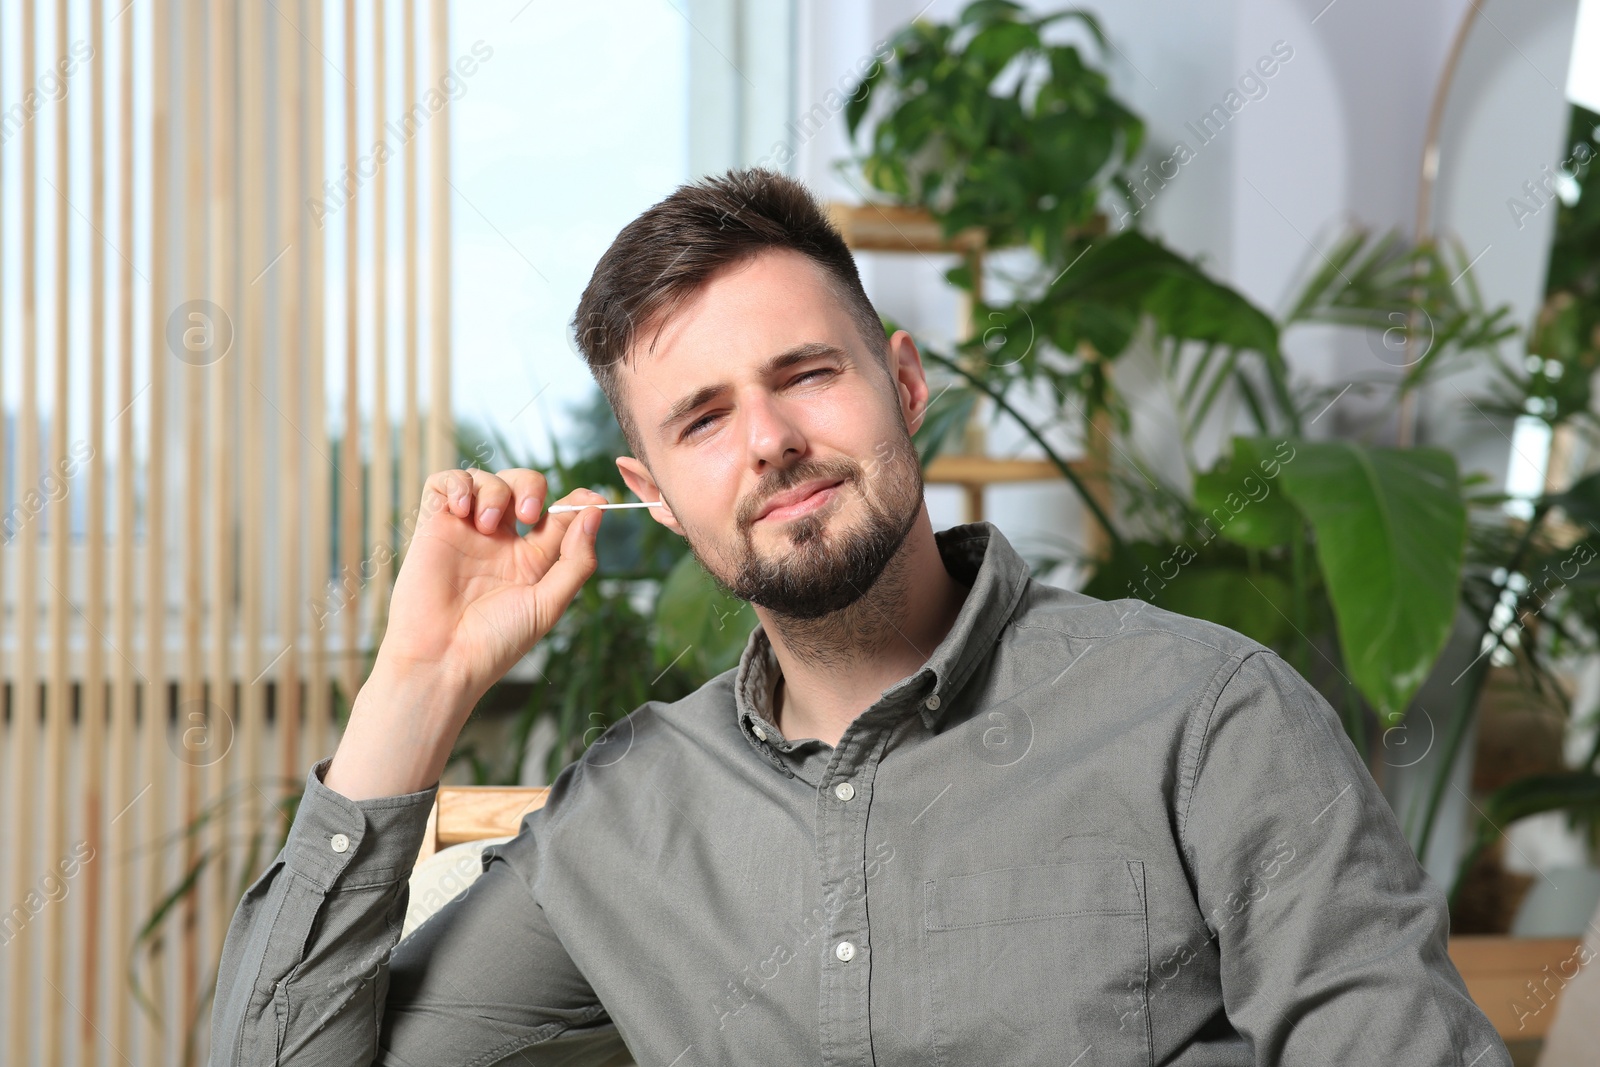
{"left": 546, "top": 501, "right": 665, "bottom": 513}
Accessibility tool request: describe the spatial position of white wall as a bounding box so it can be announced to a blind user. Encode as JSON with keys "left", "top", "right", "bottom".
{"left": 793, "top": 0, "right": 1530, "bottom": 467}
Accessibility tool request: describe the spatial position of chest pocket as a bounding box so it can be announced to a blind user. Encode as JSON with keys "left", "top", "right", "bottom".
{"left": 922, "top": 858, "right": 1151, "bottom": 1067}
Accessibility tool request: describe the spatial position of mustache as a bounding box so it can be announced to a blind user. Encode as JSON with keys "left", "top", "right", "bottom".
{"left": 738, "top": 458, "right": 860, "bottom": 529}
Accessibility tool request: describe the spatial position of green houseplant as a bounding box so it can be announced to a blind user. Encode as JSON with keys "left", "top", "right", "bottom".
{"left": 1448, "top": 103, "right": 1600, "bottom": 904}
{"left": 845, "top": 0, "right": 1484, "bottom": 737}
{"left": 845, "top": 0, "right": 1600, "bottom": 893}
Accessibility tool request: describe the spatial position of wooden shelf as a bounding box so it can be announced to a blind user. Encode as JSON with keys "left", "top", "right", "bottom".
{"left": 826, "top": 200, "right": 1108, "bottom": 256}
{"left": 924, "top": 455, "right": 1088, "bottom": 484}
{"left": 922, "top": 454, "right": 1094, "bottom": 524}
{"left": 824, "top": 201, "right": 987, "bottom": 255}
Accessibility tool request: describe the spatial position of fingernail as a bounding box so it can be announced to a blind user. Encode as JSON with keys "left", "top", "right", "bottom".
{"left": 480, "top": 507, "right": 501, "bottom": 530}
{"left": 584, "top": 509, "right": 601, "bottom": 535}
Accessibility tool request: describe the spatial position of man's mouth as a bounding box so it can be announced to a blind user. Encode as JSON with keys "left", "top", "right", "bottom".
{"left": 753, "top": 478, "right": 847, "bottom": 524}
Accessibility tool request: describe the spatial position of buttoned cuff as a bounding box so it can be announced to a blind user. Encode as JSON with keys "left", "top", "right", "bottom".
{"left": 285, "top": 756, "right": 440, "bottom": 892}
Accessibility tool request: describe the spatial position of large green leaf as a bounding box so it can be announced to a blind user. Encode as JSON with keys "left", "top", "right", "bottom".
{"left": 1038, "top": 231, "right": 1281, "bottom": 360}
{"left": 1265, "top": 439, "right": 1465, "bottom": 721}
{"left": 1156, "top": 568, "right": 1294, "bottom": 648}
{"left": 1191, "top": 437, "right": 1301, "bottom": 548}
{"left": 654, "top": 552, "right": 758, "bottom": 681}
{"left": 1079, "top": 542, "right": 1292, "bottom": 648}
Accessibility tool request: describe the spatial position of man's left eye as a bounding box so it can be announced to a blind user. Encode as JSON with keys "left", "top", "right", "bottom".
{"left": 794, "top": 369, "right": 833, "bottom": 385}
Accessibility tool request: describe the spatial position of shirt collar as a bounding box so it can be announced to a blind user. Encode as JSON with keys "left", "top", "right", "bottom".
{"left": 734, "top": 521, "right": 1032, "bottom": 761}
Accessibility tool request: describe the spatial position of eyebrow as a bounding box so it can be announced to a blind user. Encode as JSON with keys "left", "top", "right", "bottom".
{"left": 658, "top": 341, "right": 848, "bottom": 437}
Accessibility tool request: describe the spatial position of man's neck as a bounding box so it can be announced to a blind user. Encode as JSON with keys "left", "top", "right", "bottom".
{"left": 757, "top": 510, "right": 969, "bottom": 748}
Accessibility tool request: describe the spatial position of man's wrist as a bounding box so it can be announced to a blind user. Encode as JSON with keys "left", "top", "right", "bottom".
{"left": 323, "top": 655, "right": 477, "bottom": 800}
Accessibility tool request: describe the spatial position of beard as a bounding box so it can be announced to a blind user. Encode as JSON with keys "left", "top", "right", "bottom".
{"left": 682, "top": 427, "right": 924, "bottom": 621}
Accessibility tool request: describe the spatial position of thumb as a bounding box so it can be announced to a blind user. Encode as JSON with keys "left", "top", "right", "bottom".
{"left": 529, "top": 506, "right": 602, "bottom": 625}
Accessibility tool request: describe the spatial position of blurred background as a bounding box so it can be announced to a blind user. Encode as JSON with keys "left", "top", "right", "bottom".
{"left": 1, "top": 0, "right": 1598, "bottom": 1064}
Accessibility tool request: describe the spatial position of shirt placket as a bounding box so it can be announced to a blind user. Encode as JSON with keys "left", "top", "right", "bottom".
{"left": 814, "top": 705, "right": 898, "bottom": 1067}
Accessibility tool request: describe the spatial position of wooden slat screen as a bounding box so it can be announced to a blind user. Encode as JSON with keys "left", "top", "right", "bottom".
{"left": 0, "top": 2, "right": 455, "bottom": 1064}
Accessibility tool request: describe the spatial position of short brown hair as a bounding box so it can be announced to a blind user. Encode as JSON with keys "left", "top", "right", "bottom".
{"left": 571, "top": 167, "right": 888, "bottom": 459}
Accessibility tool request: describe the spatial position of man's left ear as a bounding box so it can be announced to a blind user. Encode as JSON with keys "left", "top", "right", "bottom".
{"left": 886, "top": 329, "right": 931, "bottom": 436}
{"left": 615, "top": 456, "right": 685, "bottom": 536}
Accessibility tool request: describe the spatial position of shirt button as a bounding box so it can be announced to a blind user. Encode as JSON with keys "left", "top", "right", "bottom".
{"left": 330, "top": 833, "right": 350, "bottom": 854}
{"left": 924, "top": 694, "right": 941, "bottom": 711}
{"left": 835, "top": 940, "right": 857, "bottom": 962}
{"left": 833, "top": 781, "right": 855, "bottom": 802}
{"left": 752, "top": 725, "right": 768, "bottom": 741}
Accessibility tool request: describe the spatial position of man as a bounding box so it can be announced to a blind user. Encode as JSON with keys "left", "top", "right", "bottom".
{"left": 210, "top": 168, "right": 1509, "bottom": 1066}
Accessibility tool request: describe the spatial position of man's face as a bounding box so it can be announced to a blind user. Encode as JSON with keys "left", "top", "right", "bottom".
{"left": 613, "top": 248, "right": 930, "bottom": 620}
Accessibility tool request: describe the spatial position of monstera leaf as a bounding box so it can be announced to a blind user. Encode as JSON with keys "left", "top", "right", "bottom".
{"left": 1260, "top": 438, "right": 1466, "bottom": 722}
{"left": 1079, "top": 541, "right": 1293, "bottom": 649}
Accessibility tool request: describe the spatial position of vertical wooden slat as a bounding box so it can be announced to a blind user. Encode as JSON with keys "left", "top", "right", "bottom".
{"left": 109, "top": 0, "right": 137, "bottom": 1058}
{"left": 239, "top": 0, "right": 266, "bottom": 903}
{"left": 181, "top": 0, "right": 207, "bottom": 1032}
{"left": 82, "top": 0, "right": 110, "bottom": 1057}
{"left": 207, "top": 0, "right": 238, "bottom": 1023}
{"left": 0, "top": 0, "right": 6, "bottom": 1032}
{"left": 371, "top": 0, "right": 392, "bottom": 658}
{"left": 308, "top": 0, "right": 330, "bottom": 767}
{"left": 277, "top": 0, "right": 304, "bottom": 818}
{"left": 401, "top": 0, "right": 420, "bottom": 554}
{"left": 429, "top": 0, "right": 451, "bottom": 476}
{"left": 144, "top": 0, "right": 172, "bottom": 1057}
{"left": 9, "top": 1, "right": 41, "bottom": 1064}
{"left": 44, "top": 0, "right": 73, "bottom": 1058}
{"left": 342, "top": 0, "right": 361, "bottom": 724}
{"left": 0, "top": 0, "right": 9, "bottom": 1054}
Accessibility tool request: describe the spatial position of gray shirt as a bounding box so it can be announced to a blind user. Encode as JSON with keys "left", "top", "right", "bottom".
{"left": 209, "top": 521, "right": 1510, "bottom": 1066}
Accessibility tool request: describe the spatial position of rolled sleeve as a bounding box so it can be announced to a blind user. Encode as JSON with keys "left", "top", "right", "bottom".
{"left": 1179, "top": 650, "right": 1510, "bottom": 1066}
{"left": 286, "top": 755, "right": 439, "bottom": 890}
{"left": 210, "top": 756, "right": 438, "bottom": 1067}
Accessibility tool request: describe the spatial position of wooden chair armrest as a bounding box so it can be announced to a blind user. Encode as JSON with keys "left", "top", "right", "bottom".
{"left": 415, "top": 785, "right": 550, "bottom": 864}
{"left": 1448, "top": 935, "right": 1583, "bottom": 1040}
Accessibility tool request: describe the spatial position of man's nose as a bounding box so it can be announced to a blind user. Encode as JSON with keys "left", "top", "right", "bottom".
{"left": 743, "top": 390, "right": 807, "bottom": 470}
